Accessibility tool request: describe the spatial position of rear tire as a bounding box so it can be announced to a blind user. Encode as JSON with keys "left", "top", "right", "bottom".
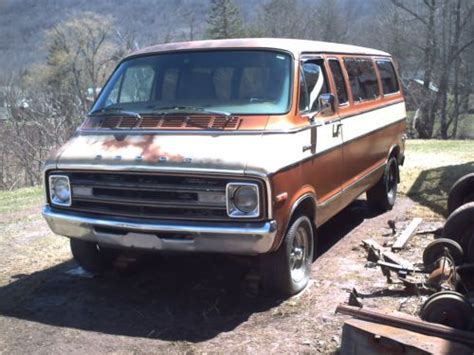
{"left": 448, "top": 173, "right": 474, "bottom": 216}
{"left": 366, "top": 157, "right": 398, "bottom": 212}
{"left": 261, "top": 216, "right": 314, "bottom": 297}
{"left": 70, "top": 239, "right": 118, "bottom": 273}
{"left": 442, "top": 202, "right": 474, "bottom": 262}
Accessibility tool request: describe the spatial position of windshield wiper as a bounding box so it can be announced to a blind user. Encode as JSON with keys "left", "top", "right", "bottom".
{"left": 88, "top": 107, "right": 142, "bottom": 118}
{"left": 149, "top": 105, "right": 231, "bottom": 118}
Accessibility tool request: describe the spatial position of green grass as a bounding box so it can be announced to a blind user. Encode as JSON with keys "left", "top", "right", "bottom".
{"left": 0, "top": 186, "right": 43, "bottom": 214}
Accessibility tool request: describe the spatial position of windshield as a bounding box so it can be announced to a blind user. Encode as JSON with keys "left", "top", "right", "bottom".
{"left": 92, "top": 50, "right": 292, "bottom": 115}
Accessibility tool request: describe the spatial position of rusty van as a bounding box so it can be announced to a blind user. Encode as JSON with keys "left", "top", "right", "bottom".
{"left": 42, "top": 38, "right": 406, "bottom": 295}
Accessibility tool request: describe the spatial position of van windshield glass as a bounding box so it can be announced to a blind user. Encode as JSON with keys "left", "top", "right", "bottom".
{"left": 92, "top": 50, "right": 292, "bottom": 115}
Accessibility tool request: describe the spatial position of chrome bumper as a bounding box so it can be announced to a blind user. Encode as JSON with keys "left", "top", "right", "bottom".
{"left": 42, "top": 206, "right": 277, "bottom": 255}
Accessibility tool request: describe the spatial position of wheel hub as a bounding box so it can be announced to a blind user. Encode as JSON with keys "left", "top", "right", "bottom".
{"left": 293, "top": 247, "right": 304, "bottom": 261}
{"left": 290, "top": 226, "right": 309, "bottom": 283}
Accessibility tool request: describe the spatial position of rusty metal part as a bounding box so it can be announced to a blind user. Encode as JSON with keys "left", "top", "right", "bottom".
{"left": 362, "top": 239, "right": 414, "bottom": 268}
{"left": 387, "top": 220, "right": 396, "bottom": 235}
{"left": 420, "top": 291, "right": 473, "bottom": 330}
{"left": 348, "top": 288, "right": 363, "bottom": 308}
{"left": 423, "top": 238, "right": 464, "bottom": 269}
{"left": 336, "top": 304, "right": 474, "bottom": 347}
{"left": 341, "top": 318, "right": 473, "bottom": 354}
{"left": 427, "top": 256, "right": 460, "bottom": 291}
{"left": 377, "top": 261, "right": 422, "bottom": 275}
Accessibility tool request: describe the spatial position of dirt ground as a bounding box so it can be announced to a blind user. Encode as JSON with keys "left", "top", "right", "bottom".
{"left": 0, "top": 194, "right": 444, "bottom": 354}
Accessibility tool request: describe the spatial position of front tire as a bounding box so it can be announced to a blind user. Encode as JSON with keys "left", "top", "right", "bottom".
{"left": 261, "top": 216, "right": 314, "bottom": 296}
{"left": 70, "top": 239, "right": 118, "bottom": 273}
{"left": 366, "top": 157, "right": 399, "bottom": 211}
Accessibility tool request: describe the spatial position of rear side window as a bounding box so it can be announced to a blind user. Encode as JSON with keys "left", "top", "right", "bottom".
{"left": 344, "top": 58, "right": 380, "bottom": 102}
{"left": 376, "top": 60, "right": 399, "bottom": 94}
{"left": 328, "top": 59, "right": 348, "bottom": 105}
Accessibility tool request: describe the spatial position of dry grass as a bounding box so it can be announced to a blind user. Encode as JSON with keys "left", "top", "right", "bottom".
{"left": 0, "top": 186, "right": 42, "bottom": 214}
{"left": 399, "top": 139, "right": 474, "bottom": 219}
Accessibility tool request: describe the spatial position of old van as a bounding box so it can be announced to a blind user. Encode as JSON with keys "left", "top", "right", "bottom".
{"left": 42, "top": 38, "right": 406, "bottom": 295}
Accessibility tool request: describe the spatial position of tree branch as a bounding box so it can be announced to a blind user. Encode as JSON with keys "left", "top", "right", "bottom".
{"left": 390, "top": 0, "right": 429, "bottom": 26}
{"left": 451, "top": 37, "right": 474, "bottom": 61}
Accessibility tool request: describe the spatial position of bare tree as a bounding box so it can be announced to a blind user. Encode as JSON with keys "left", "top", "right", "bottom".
{"left": 437, "top": 0, "right": 474, "bottom": 138}
{"left": 33, "top": 12, "right": 122, "bottom": 111}
{"left": 389, "top": 0, "right": 439, "bottom": 138}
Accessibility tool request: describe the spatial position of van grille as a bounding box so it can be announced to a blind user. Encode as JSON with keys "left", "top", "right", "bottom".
{"left": 81, "top": 115, "right": 241, "bottom": 130}
{"left": 47, "top": 171, "right": 264, "bottom": 221}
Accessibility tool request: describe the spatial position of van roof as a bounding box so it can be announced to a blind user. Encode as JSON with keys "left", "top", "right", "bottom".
{"left": 127, "top": 38, "right": 391, "bottom": 59}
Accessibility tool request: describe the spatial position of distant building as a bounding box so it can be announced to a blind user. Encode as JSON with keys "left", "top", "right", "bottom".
{"left": 401, "top": 78, "right": 439, "bottom": 112}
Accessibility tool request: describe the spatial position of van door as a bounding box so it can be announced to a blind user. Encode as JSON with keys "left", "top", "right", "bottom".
{"left": 340, "top": 57, "right": 383, "bottom": 195}
{"left": 299, "top": 57, "right": 344, "bottom": 224}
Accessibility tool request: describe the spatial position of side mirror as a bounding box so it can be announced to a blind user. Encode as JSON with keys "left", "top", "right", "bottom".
{"left": 318, "top": 93, "right": 335, "bottom": 116}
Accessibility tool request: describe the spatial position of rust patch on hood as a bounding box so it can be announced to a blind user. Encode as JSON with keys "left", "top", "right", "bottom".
{"left": 101, "top": 135, "right": 183, "bottom": 162}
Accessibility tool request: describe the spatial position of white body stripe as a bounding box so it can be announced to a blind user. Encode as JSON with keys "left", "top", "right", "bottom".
{"left": 57, "top": 103, "right": 406, "bottom": 176}
{"left": 341, "top": 102, "right": 406, "bottom": 143}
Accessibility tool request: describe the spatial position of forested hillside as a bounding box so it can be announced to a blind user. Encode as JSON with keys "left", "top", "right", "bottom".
{"left": 0, "top": 0, "right": 386, "bottom": 78}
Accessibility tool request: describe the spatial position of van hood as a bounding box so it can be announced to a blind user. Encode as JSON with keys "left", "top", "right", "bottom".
{"left": 53, "top": 131, "right": 309, "bottom": 176}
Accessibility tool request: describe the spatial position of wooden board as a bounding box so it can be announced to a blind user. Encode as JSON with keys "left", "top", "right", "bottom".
{"left": 392, "top": 218, "right": 423, "bottom": 251}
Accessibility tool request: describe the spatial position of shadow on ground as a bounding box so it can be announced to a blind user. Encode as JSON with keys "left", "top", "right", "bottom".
{"left": 407, "top": 162, "right": 474, "bottom": 217}
{"left": 0, "top": 199, "right": 379, "bottom": 342}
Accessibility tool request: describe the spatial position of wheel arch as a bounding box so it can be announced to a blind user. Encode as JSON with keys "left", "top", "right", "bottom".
{"left": 276, "top": 192, "right": 318, "bottom": 251}
{"left": 387, "top": 144, "right": 401, "bottom": 182}
{"left": 387, "top": 144, "right": 401, "bottom": 162}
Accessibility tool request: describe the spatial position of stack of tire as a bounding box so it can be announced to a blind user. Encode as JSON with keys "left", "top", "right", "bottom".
{"left": 419, "top": 173, "right": 474, "bottom": 331}
{"left": 443, "top": 173, "right": 474, "bottom": 262}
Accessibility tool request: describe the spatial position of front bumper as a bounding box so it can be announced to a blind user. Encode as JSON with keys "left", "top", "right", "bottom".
{"left": 42, "top": 206, "right": 277, "bottom": 255}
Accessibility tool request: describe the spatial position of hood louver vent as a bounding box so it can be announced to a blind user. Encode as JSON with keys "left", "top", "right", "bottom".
{"left": 84, "top": 115, "right": 241, "bottom": 131}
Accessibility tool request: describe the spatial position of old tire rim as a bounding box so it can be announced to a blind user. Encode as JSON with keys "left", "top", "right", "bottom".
{"left": 420, "top": 291, "right": 472, "bottom": 330}
{"left": 290, "top": 225, "right": 309, "bottom": 283}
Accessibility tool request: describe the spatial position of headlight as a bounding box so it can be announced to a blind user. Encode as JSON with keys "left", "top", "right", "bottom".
{"left": 226, "top": 183, "right": 260, "bottom": 218}
{"left": 49, "top": 175, "right": 72, "bottom": 206}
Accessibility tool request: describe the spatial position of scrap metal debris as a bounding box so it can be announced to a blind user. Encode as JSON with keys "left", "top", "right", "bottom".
{"left": 339, "top": 309, "right": 473, "bottom": 354}
{"left": 362, "top": 235, "right": 474, "bottom": 331}
{"left": 348, "top": 288, "right": 363, "bottom": 308}
{"left": 336, "top": 304, "right": 474, "bottom": 347}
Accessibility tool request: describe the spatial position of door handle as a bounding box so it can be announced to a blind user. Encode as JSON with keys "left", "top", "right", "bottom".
{"left": 333, "top": 121, "right": 343, "bottom": 137}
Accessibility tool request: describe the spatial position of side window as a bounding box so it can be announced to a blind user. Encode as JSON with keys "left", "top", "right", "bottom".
{"left": 376, "top": 60, "right": 399, "bottom": 95}
{"left": 344, "top": 58, "right": 380, "bottom": 102}
{"left": 119, "top": 65, "right": 155, "bottom": 103}
{"left": 328, "top": 59, "right": 348, "bottom": 105}
{"left": 299, "top": 60, "right": 328, "bottom": 113}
